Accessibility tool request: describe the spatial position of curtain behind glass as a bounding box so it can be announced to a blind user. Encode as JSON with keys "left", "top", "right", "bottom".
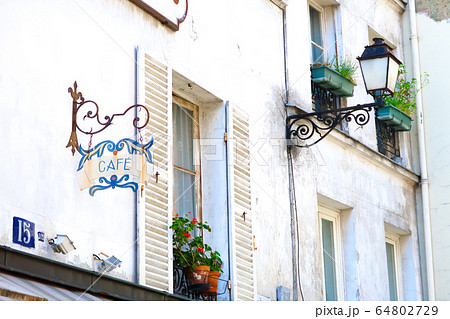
{"left": 174, "top": 169, "right": 195, "bottom": 217}
{"left": 173, "top": 103, "right": 196, "bottom": 217}
{"left": 173, "top": 104, "right": 194, "bottom": 171}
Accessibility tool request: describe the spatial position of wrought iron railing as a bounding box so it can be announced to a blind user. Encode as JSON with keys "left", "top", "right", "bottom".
{"left": 173, "top": 268, "right": 228, "bottom": 301}
{"left": 375, "top": 116, "right": 400, "bottom": 159}
{"left": 312, "top": 81, "right": 339, "bottom": 113}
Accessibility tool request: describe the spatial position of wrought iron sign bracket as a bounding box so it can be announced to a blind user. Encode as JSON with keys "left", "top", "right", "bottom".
{"left": 66, "top": 81, "right": 154, "bottom": 196}
{"left": 66, "top": 81, "right": 150, "bottom": 156}
{"left": 286, "top": 99, "right": 383, "bottom": 148}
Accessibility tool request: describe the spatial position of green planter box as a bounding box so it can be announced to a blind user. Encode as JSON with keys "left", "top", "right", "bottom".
{"left": 311, "top": 65, "right": 355, "bottom": 97}
{"left": 377, "top": 105, "right": 413, "bottom": 131}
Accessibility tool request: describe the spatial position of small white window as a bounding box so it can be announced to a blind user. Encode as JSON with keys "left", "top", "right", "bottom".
{"left": 385, "top": 232, "right": 402, "bottom": 301}
{"left": 319, "top": 205, "right": 344, "bottom": 301}
{"left": 308, "top": 1, "right": 341, "bottom": 64}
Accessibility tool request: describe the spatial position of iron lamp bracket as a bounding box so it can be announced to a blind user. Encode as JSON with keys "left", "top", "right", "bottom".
{"left": 286, "top": 99, "right": 383, "bottom": 148}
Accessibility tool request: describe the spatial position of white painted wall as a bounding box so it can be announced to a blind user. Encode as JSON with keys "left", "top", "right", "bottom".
{"left": 0, "top": 0, "right": 423, "bottom": 301}
{"left": 414, "top": 12, "right": 450, "bottom": 300}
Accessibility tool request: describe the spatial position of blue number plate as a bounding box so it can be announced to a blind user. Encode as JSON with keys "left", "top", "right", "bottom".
{"left": 12, "top": 217, "right": 35, "bottom": 248}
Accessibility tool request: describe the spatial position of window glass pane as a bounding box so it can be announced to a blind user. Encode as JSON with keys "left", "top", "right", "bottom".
{"left": 174, "top": 169, "right": 196, "bottom": 217}
{"left": 310, "top": 6, "right": 323, "bottom": 47}
{"left": 312, "top": 44, "right": 324, "bottom": 64}
{"left": 173, "top": 103, "right": 194, "bottom": 171}
{"left": 386, "top": 242, "right": 398, "bottom": 301}
{"left": 321, "top": 218, "right": 338, "bottom": 301}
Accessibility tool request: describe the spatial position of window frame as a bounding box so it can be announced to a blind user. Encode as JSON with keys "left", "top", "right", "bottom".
{"left": 318, "top": 205, "right": 344, "bottom": 301}
{"left": 172, "top": 95, "right": 202, "bottom": 221}
{"left": 385, "top": 232, "right": 402, "bottom": 301}
{"left": 309, "top": 2, "right": 326, "bottom": 64}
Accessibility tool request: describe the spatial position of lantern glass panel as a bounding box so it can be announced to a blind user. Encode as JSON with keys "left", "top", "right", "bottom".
{"left": 387, "top": 57, "right": 400, "bottom": 94}
{"left": 360, "top": 56, "right": 388, "bottom": 92}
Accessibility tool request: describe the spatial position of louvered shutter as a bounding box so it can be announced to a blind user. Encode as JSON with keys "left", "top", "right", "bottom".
{"left": 227, "top": 104, "right": 256, "bottom": 301}
{"left": 137, "top": 48, "right": 173, "bottom": 293}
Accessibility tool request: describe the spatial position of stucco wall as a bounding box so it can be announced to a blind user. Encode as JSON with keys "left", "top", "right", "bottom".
{"left": 289, "top": 128, "right": 421, "bottom": 300}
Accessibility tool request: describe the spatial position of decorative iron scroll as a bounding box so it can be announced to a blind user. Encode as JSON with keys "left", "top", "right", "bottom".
{"left": 66, "top": 81, "right": 150, "bottom": 156}
{"left": 286, "top": 103, "right": 376, "bottom": 148}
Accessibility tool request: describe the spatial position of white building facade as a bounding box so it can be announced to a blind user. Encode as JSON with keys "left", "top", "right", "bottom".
{"left": 0, "top": 0, "right": 432, "bottom": 301}
{"left": 405, "top": 0, "right": 450, "bottom": 301}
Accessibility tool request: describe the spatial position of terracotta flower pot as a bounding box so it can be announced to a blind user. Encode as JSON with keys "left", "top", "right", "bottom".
{"left": 206, "top": 270, "right": 221, "bottom": 293}
{"left": 184, "top": 265, "right": 210, "bottom": 291}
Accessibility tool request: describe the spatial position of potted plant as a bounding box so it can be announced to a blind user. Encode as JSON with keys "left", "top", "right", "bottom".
{"left": 205, "top": 250, "right": 223, "bottom": 294}
{"left": 379, "top": 65, "right": 429, "bottom": 131}
{"left": 170, "top": 213, "right": 211, "bottom": 290}
{"left": 311, "top": 56, "right": 358, "bottom": 97}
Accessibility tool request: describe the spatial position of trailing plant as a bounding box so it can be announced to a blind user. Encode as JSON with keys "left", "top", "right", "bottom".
{"left": 383, "top": 65, "right": 429, "bottom": 117}
{"left": 170, "top": 213, "right": 222, "bottom": 273}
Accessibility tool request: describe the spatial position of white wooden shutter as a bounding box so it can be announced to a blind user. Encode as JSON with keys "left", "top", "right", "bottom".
{"left": 137, "top": 48, "right": 173, "bottom": 293}
{"left": 228, "top": 104, "right": 256, "bottom": 300}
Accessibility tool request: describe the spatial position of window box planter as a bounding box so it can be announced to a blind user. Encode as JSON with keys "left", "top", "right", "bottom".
{"left": 311, "top": 65, "right": 355, "bottom": 97}
{"left": 376, "top": 105, "right": 412, "bottom": 131}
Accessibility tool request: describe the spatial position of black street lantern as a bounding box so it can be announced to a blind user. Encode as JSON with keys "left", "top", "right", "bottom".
{"left": 357, "top": 38, "right": 402, "bottom": 98}
{"left": 286, "top": 37, "right": 403, "bottom": 148}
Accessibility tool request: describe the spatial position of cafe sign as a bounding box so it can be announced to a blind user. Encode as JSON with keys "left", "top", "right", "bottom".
{"left": 66, "top": 82, "right": 153, "bottom": 196}
{"left": 129, "top": 0, "right": 188, "bottom": 31}
{"left": 76, "top": 139, "right": 153, "bottom": 196}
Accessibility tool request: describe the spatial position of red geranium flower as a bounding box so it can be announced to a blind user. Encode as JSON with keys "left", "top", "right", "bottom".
{"left": 183, "top": 233, "right": 191, "bottom": 238}
{"left": 175, "top": 213, "right": 179, "bottom": 217}
{"left": 192, "top": 218, "right": 199, "bottom": 223}
{"left": 197, "top": 248, "right": 204, "bottom": 253}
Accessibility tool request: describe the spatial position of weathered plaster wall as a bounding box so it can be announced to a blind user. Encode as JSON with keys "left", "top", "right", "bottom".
{"left": 416, "top": 0, "right": 449, "bottom": 22}
{"left": 291, "top": 129, "right": 421, "bottom": 300}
